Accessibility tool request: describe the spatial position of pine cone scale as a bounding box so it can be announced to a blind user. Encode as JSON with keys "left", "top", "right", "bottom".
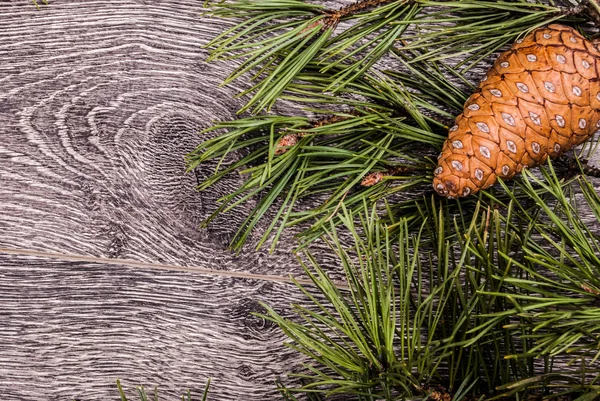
{"left": 563, "top": 73, "right": 589, "bottom": 106}
{"left": 491, "top": 103, "right": 527, "bottom": 134}
{"left": 434, "top": 24, "right": 600, "bottom": 198}
{"left": 504, "top": 72, "right": 543, "bottom": 103}
{"left": 532, "top": 70, "right": 568, "bottom": 103}
{"left": 493, "top": 52, "right": 525, "bottom": 74}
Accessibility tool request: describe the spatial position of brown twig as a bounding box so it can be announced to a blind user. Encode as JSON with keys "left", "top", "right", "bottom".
{"left": 323, "top": 0, "right": 401, "bottom": 28}
{"left": 360, "top": 166, "right": 415, "bottom": 186}
{"left": 581, "top": 284, "right": 600, "bottom": 296}
{"left": 274, "top": 132, "right": 304, "bottom": 155}
{"left": 274, "top": 114, "right": 356, "bottom": 155}
{"left": 300, "top": 18, "right": 327, "bottom": 35}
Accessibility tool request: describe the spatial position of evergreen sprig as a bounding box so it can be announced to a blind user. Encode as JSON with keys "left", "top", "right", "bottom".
{"left": 259, "top": 203, "right": 497, "bottom": 399}
{"left": 204, "top": 0, "right": 587, "bottom": 115}
{"left": 187, "top": 60, "right": 467, "bottom": 251}
{"left": 187, "top": 101, "right": 437, "bottom": 251}
{"left": 258, "top": 201, "right": 531, "bottom": 399}
{"left": 397, "top": 0, "right": 585, "bottom": 71}
{"left": 205, "top": 0, "right": 419, "bottom": 113}
{"left": 261, "top": 165, "right": 600, "bottom": 400}
{"left": 194, "top": 0, "right": 596, "bottom": 251}
{"left": 486, "top": 165, "right": 600, "bottom": 365}
{"left": 194, "top": 1, "right": 600, "bottom": 399}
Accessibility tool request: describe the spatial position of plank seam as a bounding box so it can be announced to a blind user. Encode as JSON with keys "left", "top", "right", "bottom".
{"left": 0, "top": 247, "right": 350, "bottom": 289}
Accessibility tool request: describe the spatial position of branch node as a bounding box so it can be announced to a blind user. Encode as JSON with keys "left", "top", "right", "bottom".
{"left": 323, "top": 0, "right": 402, "bottom": 28}
{"left": 274, "top": 114, "right": 353, "bottom": 155}
{"left": 361, "top": 166, "right": 414, "bottom": 186}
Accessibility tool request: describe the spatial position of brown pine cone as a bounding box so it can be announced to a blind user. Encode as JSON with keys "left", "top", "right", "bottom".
{"left": 433, "top": 24, "right": 600, "bottom": 198}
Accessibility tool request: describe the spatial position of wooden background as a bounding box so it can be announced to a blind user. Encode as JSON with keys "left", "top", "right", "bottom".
{"left": 0, "top": 1, "right": 344, "bottom": 399}
{"left": 1, "top": 1, "right": 599, "bottom": 401}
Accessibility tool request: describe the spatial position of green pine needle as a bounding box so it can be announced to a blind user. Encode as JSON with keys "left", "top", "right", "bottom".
{"left": 187, "top": 86, "right": 443, "bottom": 251}
{"left": 262, "top": 163, "right": 600, "bottom": 399}
{"left": 194, "top": 2, "right": 600, "bottom": 398}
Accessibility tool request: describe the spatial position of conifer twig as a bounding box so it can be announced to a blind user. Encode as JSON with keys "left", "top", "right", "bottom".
{"left": 197, "top": 0, "right": 600, "bottom": 252}
{"left": 360, "top": 166, "right": 415, "bottom": 186}
{"left": 322, "top": 0, "right": 404, "bottom": 28}
{"left": 274, "top": 114, "right": 355, "bottom": 155}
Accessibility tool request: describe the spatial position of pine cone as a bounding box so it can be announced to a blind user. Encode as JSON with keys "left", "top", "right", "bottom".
{"left": 433, "top": 24, "right": 600, "bottom": 198}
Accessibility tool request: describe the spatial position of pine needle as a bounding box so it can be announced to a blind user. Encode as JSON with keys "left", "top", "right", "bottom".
{"left": 194, "top": 2, "right": 600, "bottom": 398}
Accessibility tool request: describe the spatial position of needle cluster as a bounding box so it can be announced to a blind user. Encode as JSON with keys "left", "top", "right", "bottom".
{"left": 191, "top": 1, "right": 600, "bottom": 399}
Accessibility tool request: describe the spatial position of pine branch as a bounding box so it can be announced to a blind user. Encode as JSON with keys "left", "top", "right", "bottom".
{"left": 259, "top": 201, "right": 544, "bottom": 399}
{"left": 205, "top": 0, "right": 417, "bottom": 113}
{"left": 457, "top": 165, "right": 600, "bottom": 398}
{"left": 190, "top": 51, "right": 584, "bottom": 251}
{"left": 188, "top": 55, "right": 477, "bottom": 251}
{"left": 318, "top": 1, "right": 420, "bottom": 93}
{"left": 197, "top": 0, "right": 600, "bottom": 252}
{"left": 188, "top": 103, "right": 436, "bottom": 251}
{"left": 260, "top": 162, "right": 600, "bottom": 399}
{"left": 205, "top": 0, "right": 589, "bottom": 115}
{"left": 395, "top": 0, "right": 586, "bottom": 71}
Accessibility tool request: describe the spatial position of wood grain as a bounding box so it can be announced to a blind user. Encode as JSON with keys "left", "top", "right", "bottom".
{"left": 0, "top": 0, "right": 319, "bottom": 276}
{"left": 0, "top": 254, "right": 312, "bottom": 401}
{"left": 0, "top": 1, "right": 345, "bottom": 399}
{"left": 1, "top": 1, "right": 599, "bottom": 400}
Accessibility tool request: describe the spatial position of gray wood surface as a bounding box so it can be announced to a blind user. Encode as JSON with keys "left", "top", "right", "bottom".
{"left": 0, "top": 1, "right": 340, "bottom": 399}
{"left": 0, "top": 0, "right": 306, "bottom": 273}
{"left": 0, "top": 254, "right": 308, "bottom": 400}
{"left": 1, "top": 1, "right": 599, "bottom": 400}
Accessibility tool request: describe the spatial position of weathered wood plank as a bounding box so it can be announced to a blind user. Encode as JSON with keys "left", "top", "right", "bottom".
{"left": 0, "top": 254, "right": 309, "bottom": 401}
{"left": 2, "top": 1, "right": 600, "bottom": 400}
{"left": 0, "top": 0, "right": 317, "bottom": 276}
{"left": 0, "top": 2, "right": 344, "bottom": 399}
